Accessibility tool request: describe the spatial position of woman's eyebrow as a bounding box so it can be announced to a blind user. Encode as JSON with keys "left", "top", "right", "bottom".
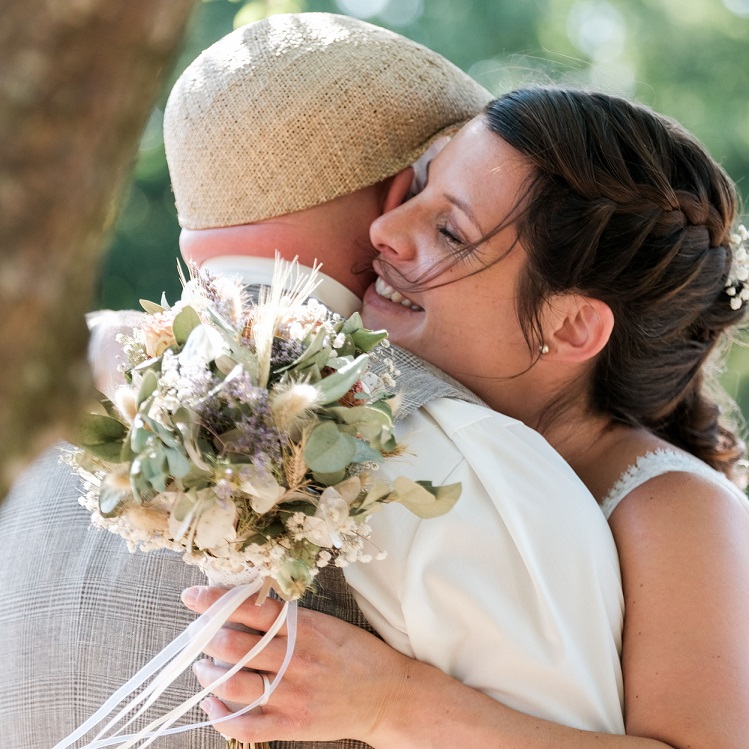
{"left": 445, "top": 192, "right": 484, "bottom": 236}
{"left": 425, "top": 158, "right": 485, "bottom": 236}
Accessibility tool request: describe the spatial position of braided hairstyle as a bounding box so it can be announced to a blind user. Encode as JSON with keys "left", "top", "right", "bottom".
{"left": 484, "top": 87, "right": 746, "bottom": 479}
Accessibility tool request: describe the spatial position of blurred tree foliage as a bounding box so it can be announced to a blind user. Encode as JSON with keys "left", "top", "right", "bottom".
{"left": 99, "top": 0, "right": 749, "bottom": 418}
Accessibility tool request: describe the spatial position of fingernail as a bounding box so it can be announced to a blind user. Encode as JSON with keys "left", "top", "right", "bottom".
{"left": 181, "top": 587, "right": 200, "bottom": 606}
{"left": 199, "top": 697, "right": 213, "bottom": 716}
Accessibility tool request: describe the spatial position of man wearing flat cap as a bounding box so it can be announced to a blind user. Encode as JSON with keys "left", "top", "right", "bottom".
{"left": 0, "top": 14, "right": 624, "bottom": 749}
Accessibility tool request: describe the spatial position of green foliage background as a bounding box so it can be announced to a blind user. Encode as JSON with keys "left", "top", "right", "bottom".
{"left": 98, "top": 0, "right": 749, "bottom": 419}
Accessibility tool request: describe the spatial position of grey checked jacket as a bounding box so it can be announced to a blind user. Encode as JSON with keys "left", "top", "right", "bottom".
{"left": 0, "top": 343, "right": 483, "bottom": 749}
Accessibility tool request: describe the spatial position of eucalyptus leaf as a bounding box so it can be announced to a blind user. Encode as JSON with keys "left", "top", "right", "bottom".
{"left": 335, "top": 335, "right": 356, "bottom": 357}
{"left": 304, "top": 421, "right": 356, "bottom": 473}
{"left": 352, "top": 439, "right": 383, "bottom": 464}
{"left": 146, "top": 416, "right": 182, "bottom": 450}
{"left": 137, "top": 369, "right": 158, "bottom": 406}
{"left": 129, "top": 459, "right": 151, "bottom": 503}
{"left": 391, "top": 477, "right": 462, "bottom": 518}
{"left": 341, "top": 312, "right": 363, "bottom": 334}
{"left": 172, "top": 306, "right": 201, "bottom": 345}
{"left": 142, "top": 464, "right": 168, "bottom": 493}
{"left": 314, "top": 354, "right": 369, "bottom": 405}
{"left": 139, "top": 299, "right": 165, "bottom": 314}
{"left": 283, "top": 326, "right": 327, "bottom": 370}
{"left": 311, "top": 343, "right": 333, "bottom": 370}
{"left": 312, "top": 468, "right": 348, "bottom": 486}
{"left": 130, "top": 415, "right": 152, "bottom": 453}
{"left": 76, "top": 414, "right": 127, "bottom": 462}
{"left": 77, "top": 413, "right": 127, "bottom": 445}
{"left": 278, "top": 500, "right": 317, "bottom": 516}
{"left": 417, "top": 480, "right": 463, "bottom": 506}
{"left": 195, "top": 500, "right": 237, "bottom": 549}
{"left": 215, "top": 354, "right": 240, "bottom": 376}
{"left": 164, "top": 446, "right": 192, "bottom": 478}
{"left": 238, "top": 351, "right": 260, "bottom": 382}
{"left": 120, "top": 434, "right": 136, "bottom": 463}
{"left": 325, "top": 356, "right": 352, "bottom": 371}
{"left": 173, "top": 408, "right": 212, "bottom": 472}
{"left": 357, "top": 478, "right": 393, "bottom": 513}
{"left": 351, "top": 328, "right": 388, "bottom": 353}
{"left": 367, "top": 400, "right": 394, "bottom": 420}
{"left": 327, "top": 405, "right": 392, "bottom": 441}
{"left": 295, "top": 362, "right": 322, "bottom": 382}
{"left": 204, "top": 305, "right": 236, "bottom": 335}
{"left": 85, "top": 441, "right": 127, "bottom": 463}
{"left": 380, "top": 430, "right": 398, "bottom": 454}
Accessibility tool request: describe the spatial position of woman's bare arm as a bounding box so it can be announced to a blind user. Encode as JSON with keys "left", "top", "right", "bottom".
{"left": 185, "top": 473, "right": 749, "bottom": 749}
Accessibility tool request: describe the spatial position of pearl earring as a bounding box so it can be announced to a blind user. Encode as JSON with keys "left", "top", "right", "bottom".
{"left": 539, "top": 344, "right": 550, "bottom": 355}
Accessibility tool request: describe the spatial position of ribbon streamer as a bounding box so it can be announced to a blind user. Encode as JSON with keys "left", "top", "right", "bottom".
{"left": 53, "top": 582, "right": 297, "bottom": 748}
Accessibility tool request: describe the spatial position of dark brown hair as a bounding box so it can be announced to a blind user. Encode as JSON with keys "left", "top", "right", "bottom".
{"left": 484, "top": 87, "right": 746, "bottom": 479}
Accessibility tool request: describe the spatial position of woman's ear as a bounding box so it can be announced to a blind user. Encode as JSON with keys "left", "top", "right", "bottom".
{"left": 381, "top": 167, "right": 415, "bottom": 214}
{"left": 544, "top": 295, "right": 614, "bottom": 363}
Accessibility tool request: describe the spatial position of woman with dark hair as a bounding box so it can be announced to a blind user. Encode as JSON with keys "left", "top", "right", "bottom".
{"left": 187, "top": 88, "right": 749, "bottom": 748}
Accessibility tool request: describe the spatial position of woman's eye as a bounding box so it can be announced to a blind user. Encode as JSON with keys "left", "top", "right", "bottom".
{"left": 438, "top": 226, "right": 463, "bottom": 246}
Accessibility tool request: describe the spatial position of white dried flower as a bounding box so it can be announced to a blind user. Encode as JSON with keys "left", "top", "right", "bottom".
{"left": 316, "top": 550, "right": 332, "bottom": 568}
{"left": 724, "top": 224, "right": 749, "bottom": 310}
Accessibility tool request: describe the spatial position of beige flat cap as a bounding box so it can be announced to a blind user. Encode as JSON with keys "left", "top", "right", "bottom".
{"left": 164, "top": 12, "right": 492, "bottom": 229}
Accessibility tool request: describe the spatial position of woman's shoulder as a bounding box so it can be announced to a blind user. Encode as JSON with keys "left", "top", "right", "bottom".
{"left": 605, "top": 447, "right": 749, "bottom": 619}
{"left": 605, "top": 452, "right": 749, "bottom": 748}
{"left": 600, "top": 441, "right": 747, "bottom": 521}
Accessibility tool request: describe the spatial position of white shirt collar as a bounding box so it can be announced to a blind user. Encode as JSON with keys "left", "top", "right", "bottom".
{"left": 201, "top": 256, "right": 362, "bottom": 317}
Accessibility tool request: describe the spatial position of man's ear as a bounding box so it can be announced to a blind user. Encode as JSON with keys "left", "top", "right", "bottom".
{"left": 381, "top": 167, "right": 415, "bottom": 214}
{"left": 544, "top": 295, "right": 614, "bottom": 363}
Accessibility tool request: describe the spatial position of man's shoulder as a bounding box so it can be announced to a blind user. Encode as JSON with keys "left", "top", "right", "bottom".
{"left": 421, "top": 396, "right": 519, "bottom": 431}
{"left": 384, "top": 345, "right": 486, "bottom": 421}
{"left": 417, "top": 398, "right": 606, "bottom": 517}
{"left": 421, "top": 397, "right": 563, "bottom": 466}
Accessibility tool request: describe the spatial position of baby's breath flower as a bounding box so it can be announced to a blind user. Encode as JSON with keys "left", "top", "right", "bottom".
{"left": 316, "top": 550, "right": 333, "bottom": 567}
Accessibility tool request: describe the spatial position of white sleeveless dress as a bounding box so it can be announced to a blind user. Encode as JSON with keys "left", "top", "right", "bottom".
{"left": 600, "top": 448, "right": 748, "bottom": 520}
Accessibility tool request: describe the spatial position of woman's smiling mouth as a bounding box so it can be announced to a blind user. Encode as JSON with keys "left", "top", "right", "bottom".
{"left": 374, "top": 276, "right": 423, "bottom": 310}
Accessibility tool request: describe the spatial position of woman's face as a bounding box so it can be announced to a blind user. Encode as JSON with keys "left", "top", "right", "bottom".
{"left": 361, "top": 118, "right": 536, "bottom": 404}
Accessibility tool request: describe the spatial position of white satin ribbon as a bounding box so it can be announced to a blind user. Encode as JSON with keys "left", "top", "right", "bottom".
{"left": 53, "top": 581, "right": 298, "bottom": 748}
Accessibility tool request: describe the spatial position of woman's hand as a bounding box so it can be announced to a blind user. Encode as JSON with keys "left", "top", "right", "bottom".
{"left": 182, "top": 585, "right": 412, "bottom": 745}
{"left": 182, "top": 584, "right": 693, "bottom": 749}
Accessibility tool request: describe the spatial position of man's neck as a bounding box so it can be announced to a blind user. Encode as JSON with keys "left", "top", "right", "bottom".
{"left": 200, "top": 256, "right": 362, "bottom": 317}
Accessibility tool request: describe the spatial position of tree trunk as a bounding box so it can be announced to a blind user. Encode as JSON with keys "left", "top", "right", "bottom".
{"left": 0, "top": 0, "right": 197, "bottom": 499}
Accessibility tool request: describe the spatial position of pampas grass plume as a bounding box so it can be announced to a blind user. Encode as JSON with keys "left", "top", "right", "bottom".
{"left": 271, "top": 382, "right": 319, "bottom": 436}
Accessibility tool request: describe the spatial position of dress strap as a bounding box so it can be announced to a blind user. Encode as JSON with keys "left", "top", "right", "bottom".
{"left": 600, "top": 448, "right": 746, "bottom": 520}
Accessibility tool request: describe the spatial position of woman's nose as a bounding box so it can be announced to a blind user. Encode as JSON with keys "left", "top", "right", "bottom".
{"left": 370, "top": 201, "right": 418, "bottom": 263}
